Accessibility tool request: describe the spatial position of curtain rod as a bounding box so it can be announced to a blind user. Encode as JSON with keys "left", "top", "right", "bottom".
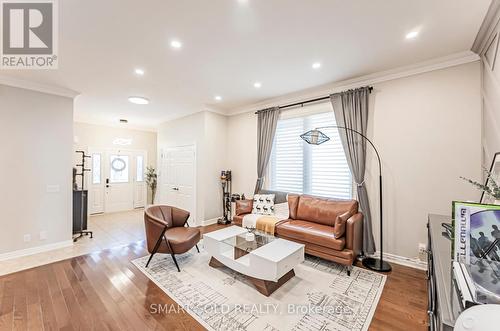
{"left": 254, "top": 86, "right": 373, "bottom": 114}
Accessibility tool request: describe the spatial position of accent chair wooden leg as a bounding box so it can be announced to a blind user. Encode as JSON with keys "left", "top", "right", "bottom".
{"left": 171, "top": 254, "right": 181, "bottom": 272}
{"left": 195, "top": 244, "right": 200, "bottom": 253}
{"left": 347, "top": 265, "right": 353, "bottom": 276}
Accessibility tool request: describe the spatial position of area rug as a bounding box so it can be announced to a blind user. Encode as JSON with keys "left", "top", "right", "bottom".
{"left": 132, "top": 247, "right": 386, "bottom": 331}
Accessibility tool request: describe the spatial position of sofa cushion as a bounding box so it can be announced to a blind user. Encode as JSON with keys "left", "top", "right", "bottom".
{"left": 333, "top": 211, "right": 351, "bottom": 239}
{"left": 235, "top": 199, "right": 253, "bottom": 216}
{"left": 296, "top": 195, "right": 358, "bottom": 226}
{"left": 287, "top": 194, "right": 300, "bottom": 219}
{"left": 275, "top": 220, "right": 345, "bottom": 251}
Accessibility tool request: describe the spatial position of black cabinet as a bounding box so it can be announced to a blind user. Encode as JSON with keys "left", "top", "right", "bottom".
{"left": 73, "top": 190, "right": 88, "bottom": 233}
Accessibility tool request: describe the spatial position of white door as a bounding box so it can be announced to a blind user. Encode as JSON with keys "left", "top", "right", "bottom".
{"left": 104, "top": 152, "right": 134, "bottom": 213}
{"left": 88, "top": 151, "right": 105, "bottom": 214}
{"left": 133, "top": 152, "right": 147, "bottom": 208}
{"left": 89, "top": 149, "right": 148, "bottom": 214}
{"left": 159, "top": 145, "right": 196, "bottom": 224}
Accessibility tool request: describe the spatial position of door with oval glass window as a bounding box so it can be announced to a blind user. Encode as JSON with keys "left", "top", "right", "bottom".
{"left": 88, "top": 149, "right": 147, "bottom": 214}
{"left": 105, "top": 152, "right": 134, "bottom": 213}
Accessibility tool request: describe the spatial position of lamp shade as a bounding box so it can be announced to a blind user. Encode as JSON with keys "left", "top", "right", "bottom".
{"left": 300, "top": 129, "right": 330, "bottom": 145}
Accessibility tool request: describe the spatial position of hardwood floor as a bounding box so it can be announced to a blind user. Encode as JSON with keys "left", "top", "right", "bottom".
{"left": 0, "top": 224, "right": 428, "bottom": 331}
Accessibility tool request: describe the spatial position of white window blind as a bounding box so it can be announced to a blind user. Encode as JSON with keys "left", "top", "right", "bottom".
{"left": 269, "top": 104, "right": 352, "bottom": 199}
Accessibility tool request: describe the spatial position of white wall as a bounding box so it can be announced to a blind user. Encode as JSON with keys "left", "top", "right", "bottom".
{"left": 366, "top": 62, "right": 481, "bottom": 259}
{"left": 0, "top": 85, "right": 74, "bottom": 255}
{"left": 73, "top": 122, "right": 157, "bottom": 201}
{"left": 157, "top": 111, "right": 227, "bottom": 225}
{"left": 227, "top": 111, "right": 258, "bottom": 198}
{"left": 226, "top": 62, "right": 482, "bottom": 260}
{"left": 204, "top": 112, "right": 228, "bottom": 219}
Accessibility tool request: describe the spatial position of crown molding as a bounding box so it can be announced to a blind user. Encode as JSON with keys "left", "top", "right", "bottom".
{"left": 227, "top": 50, "right": 480, "bottom": 116}
{"left": 472, "top": 0, "right": 500, "bottom": 54}
{"left": 0, "top": 75, "right": 79, "bottom": 98}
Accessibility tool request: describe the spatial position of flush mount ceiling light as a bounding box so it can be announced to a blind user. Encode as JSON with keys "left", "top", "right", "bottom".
{"left": 312, "top": 62, "right": 322, "bottom": 69}
{"left": 214, "top": 95, "right": 222, "bottom": 101}
{"left": 112, "top": 138, "right": 133, "bottom": 146}
{"left": 170, "top": 40, "right": 182, "bottom": 49}
{"left": 253, "top": 82, "right": 262, "bottom": 88}
{"left": 134, "top": 68, "right": 145, "bottom": 76}
{"left": 405, "top": 30, "right": 419, "bottom": 40}
{"left": 128, "top": 96, "right": 149, "bottom": 105}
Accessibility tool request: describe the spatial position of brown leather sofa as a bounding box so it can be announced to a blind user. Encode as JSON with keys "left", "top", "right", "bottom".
{"left": 234, "top": 193, "right": 363, "bottom": 274}
{"left": 144, "top": 205, "right": 201, "bottom": 271}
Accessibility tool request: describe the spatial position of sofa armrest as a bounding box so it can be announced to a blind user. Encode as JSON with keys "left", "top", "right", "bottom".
{"left": 235, "top": 199, "right": 253, "bottom": 216}
{"left": 345, "top": 212, "right": 363, "bottom": 257}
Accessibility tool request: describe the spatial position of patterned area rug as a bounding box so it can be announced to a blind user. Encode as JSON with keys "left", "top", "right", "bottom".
{"left": 132, "top": 247, "right": 386, "bottom": 331}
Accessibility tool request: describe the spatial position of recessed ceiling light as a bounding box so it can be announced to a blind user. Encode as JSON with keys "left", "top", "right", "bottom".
{"left": 405, "top": 30, "right": 419, "bottom": 40}
{"left": 128, "top": 96, "right": 149, "bottom": 105}
{"left": 170, "top": 40, "right": 182, "bottom": 49}
{"left": 214, "top": 95, "right": 222, "bottom": 101}
{"left": 254, "top": 82, "right": 262, "bottom": 88}
{"left": 312, "top": 62, "right": 321, "bottom": 69}
{"left": 134, "top": 68, "right": 145, "bottom": 76}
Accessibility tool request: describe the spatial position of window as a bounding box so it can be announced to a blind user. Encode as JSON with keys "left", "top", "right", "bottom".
{"left": 136, "top": 155, "right": 144, "bottom": 182}
{"left": 92, "top": 153, "right": 101, "bottom": 184}
{"left": 109, "top": 155, "right": 129, "bottom": 183}
{"left": 269, "top": 104, "right": 352, "bottom": 199}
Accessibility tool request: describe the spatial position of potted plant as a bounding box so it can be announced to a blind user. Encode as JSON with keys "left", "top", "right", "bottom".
{"left": 145, "top": 166, "right": 158, "bottom": 205}
{"left": 461, "top": 168, "right": 500, "bottom": 205}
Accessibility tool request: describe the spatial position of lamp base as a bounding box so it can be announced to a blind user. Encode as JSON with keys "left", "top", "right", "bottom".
{"left": 362, "top": 257, "right": 392, "bottom": 272}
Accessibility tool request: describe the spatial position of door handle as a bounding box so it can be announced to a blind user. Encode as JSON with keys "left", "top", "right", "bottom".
{"left": 172, "top": 187, "right": 179, "bottom": 191}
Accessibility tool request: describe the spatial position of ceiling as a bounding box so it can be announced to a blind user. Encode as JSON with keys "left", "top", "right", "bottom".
{"left": 0, "top": 0, "right": 491, "bottom": 130}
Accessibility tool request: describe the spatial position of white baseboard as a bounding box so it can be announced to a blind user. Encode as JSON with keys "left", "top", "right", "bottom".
{"left": 370, "top": 251, "right": 427, "bottom": 271}
{"left": 0, "top": 240, "right": 74, "bottom": 262}
{"left": 201, "top": 217, "right": 220, "bottom": 226}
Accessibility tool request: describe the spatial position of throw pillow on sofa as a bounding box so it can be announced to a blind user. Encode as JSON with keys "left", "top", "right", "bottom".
{"left": 333, "top": 211, "right": 351, "bottom": 239}
{"left": 273, "top": 202, "right": 289, "bottom": 219}
{"left": 252, "top": 194, "right": 275, "bottom": 215}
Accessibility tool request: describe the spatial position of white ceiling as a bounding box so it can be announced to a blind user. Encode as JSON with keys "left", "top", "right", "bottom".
{"left": 0, "top": 0, "right": 491, "bottom": 130}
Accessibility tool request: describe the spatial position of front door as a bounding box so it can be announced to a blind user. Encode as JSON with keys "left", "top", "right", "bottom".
{"left": 105, "top": 152, "right": 134, "bottom": 213}
{"left": 88, "top": 149, "right": 147, "bottom": 214}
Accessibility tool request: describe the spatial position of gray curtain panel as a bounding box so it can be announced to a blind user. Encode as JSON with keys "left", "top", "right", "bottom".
{"left": 330, "top": 87, "right": 376, "bottom": 255}
{"left": 254, "top": 107, "right": 280, "bottom": 194}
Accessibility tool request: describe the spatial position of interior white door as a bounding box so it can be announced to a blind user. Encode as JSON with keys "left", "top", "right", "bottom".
{"left": 88, "top": 150, "right": 105, "bottom": 214}
{"left": 104, "top": 152, "right": 134, "bottom": 213}
{"left": 133, "top": 152, "right": 147, "bottom": 208}
{"left": 159, "top": 145, "right": 196, "bottom": 224}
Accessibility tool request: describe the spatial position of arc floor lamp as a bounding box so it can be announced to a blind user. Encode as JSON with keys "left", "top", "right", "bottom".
{"left": 300, "top": 126, "right": 391, "bottom": 272}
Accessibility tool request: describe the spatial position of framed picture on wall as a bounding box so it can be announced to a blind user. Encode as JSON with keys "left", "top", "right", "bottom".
{"left": 481, "top": 152, "right": 500, "bottom": 204}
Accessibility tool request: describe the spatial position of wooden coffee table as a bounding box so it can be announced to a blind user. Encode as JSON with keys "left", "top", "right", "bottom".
{"left": 203, "top": 226, "right": 305, "bottom": 296}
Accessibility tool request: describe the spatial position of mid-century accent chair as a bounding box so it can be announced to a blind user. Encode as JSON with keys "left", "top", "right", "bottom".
{"left": 144, "top": 205, "right": 201, "bottom": 271}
